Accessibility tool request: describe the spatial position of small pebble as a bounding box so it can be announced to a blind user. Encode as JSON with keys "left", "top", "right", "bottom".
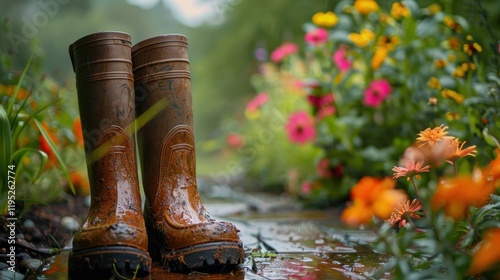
{"left": 0, "top": 270, "right": 26, "bottom": 280}
{"left": 16, "top": 253, "right": 32, "bottom": 261}
{"left": 22, "top": 219, "right": 35, "bottom": 229}
{"left": 19, "top": 258, "right": 43, "bottom": 272}
{"left": 61, "top": 216, "right": 80, "bottom": 231}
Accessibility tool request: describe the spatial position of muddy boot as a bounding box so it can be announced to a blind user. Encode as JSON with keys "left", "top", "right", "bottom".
{"left": 132, "top": 34, "right": 244, "bottom": 273}
{"left": 68, "top": 31, "right": 151, "bottom": 279}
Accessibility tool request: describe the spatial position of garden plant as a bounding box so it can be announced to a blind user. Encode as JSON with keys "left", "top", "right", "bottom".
{"left": 223, "top": 0, "right": 500, "bottom": 278}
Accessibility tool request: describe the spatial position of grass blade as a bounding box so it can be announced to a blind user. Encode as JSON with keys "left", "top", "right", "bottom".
{"left": 11, "top": 148, "right": 48, "bottom": 183}
{"left": 6, "top": 53, "right": 33, "bottom": 121}
{"left": 34, "top": 119, "right": 75, "bottom": 194}
{"left": 0, "top": 105, "right": 12, "bottom": 195}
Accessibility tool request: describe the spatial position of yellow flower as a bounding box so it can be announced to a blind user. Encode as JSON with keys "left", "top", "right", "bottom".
{"left": 312, "top": 11, "right": 339, "bottom": 28}
{"left": 445, "top": 112, "right": 460, "bottom": 121}
{"left": 371, "top": 48, "right": 388, "bottom": 70}
{"left": 448, "top": 37, "right": 461, "bottom": 50}
{"left": 390, "top": 2, "right": 411, "bottom": 19}
{"left": 469, "top": 228, "right": 500, "bottom": 275}
{"left": 441, "top": 88, "right": 464, "bottom": 104}
{"left": 427, "top": 77, "right": 442, "bottom": 90}
{"left": 348, "top": 28, "right": 375, "bottom": 48}
{"left": 464, "top": 42, "right": 483, "bottom": 56}
{"left": 353, "top": 0, "right": 379, "bottom": 15}
{"left": 434, "top": 59, "right": 447, "bottom": 69}
{"left": 444, "top": 16, "right": 462, "bottom": 32}
{"left": 427, "top": 3, "right": 441, "bottom": 15}
{"left": 377, "top": 35, "right": 399, "bottom": 50}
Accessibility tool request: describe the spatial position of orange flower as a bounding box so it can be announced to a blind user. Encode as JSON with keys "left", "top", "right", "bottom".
{"left": 392, "top": 160, "right": 431, "bottom": 180}
{"left": 1, "top": 84, "right": 29, "bottom": 100}
{"left": 416, "top": 125, "right": 454, "bottom": 148}
{"left": 341, "top": 199, "right": 373, "bottom": 227}
{"left": 341, "top": 176, "right": 407, "bottom": 226}
{"left": 70, "top": 170, "right": 90, "bottom": 196}
{"left": 73, "top": 117, "right": 84, "bottom": 147}
{"left": 353, "top": 0, "right": 379, "bottom": 15}
{"left": 385, "top": 199, "right": 422, "bottom": 228}
{"left": 469, "top": 228, "right": 500, "bottom": 275}
{"left": 482, "top": 150, "right": 500, "bottom": 187}
{"left": 445, "top": 138, "right": 476, "bottom": 164}
{"left": 431, "top": 172, "right": 495, "bottom": 219}
{"left": 427, "top": 77, "right": 442, "bottom": 90}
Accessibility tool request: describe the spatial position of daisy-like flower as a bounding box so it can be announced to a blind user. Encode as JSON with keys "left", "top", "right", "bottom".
{"left": 463, "top": 35, "right": 482, "bottom": 56}
{"left": 312, "top": 11, "right": 339, "bottom": 28}
{"left": 348, "top": 28, "right": 375, "bottom": 48}
{"left": 445, "top": 138, "right": 477, "bottom": 164}
{"left": 363, "top": 79, "right": 392, "bottom": 107}
{"left": 270, "top": 43, "right": 298, "bottom": 63}
{"left": 385, "top": 199, "right": 422, "bottom": 228}
{"left": 444, "top": 16, "right": 462, "bottom": 32}
{"left": 353, "top": 0, "right": 379, "bottom": 15}
{"left": 392, "top": 160, "right": 431, "bottom": 180}
{"left": 441, "top": 88, "right": 464, "bottom": 104}
{"left": 304, "top": 28, "right": 329, "bottom": 45}
{"left": 469, "top": 228, "right": 500, "bottom": 275}
{"left": 390, "top": 2, "right": 411, "bottom": 20}
{"left": 427, "top": 77, "right": 442, "bottom": 90}
{"left": 332, "top": 45, "right": 352, "bottom": 72}
{"left": 416, "top": 124, "right": 454, "bottom": 147}
{"left": 285, "top": 111, "right": 316, "bottom": 145}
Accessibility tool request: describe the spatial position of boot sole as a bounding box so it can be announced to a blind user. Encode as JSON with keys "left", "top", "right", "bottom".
{"left": 151, "top": 241, "right": 244, "bottom": 273}
{"left": 68, "top": 246, "right": 151, "bottom": 279}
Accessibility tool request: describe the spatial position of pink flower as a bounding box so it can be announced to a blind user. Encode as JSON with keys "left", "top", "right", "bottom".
{"left": 304, "top": 28, "right": 329, "bottom": 45}
{"left": 301, "top": 181, "right": 312, "bottom": 194}
{"left": 270, "top": 43, "right": 298, "bottom": 63}
{"left": 246, "top": 92, "right": 269, "bottom": 113}
{"left": 226, "top": 133, "right": 245, "bottom": 149}
{"left": 363, "top": 79, "right": 392, "bottom": 107}
{"left": 285, "top": 111, "right": 316, "bottom": 145}
{"left": 317, "top": 106, "right": 335, "bottom": 119}
{"left": 332, "top": 46, "right": 352, "bottom": 72}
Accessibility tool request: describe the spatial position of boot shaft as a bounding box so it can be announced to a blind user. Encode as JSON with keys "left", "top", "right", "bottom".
{"left": 70, "top": 31, "right": 135, "bottom": 154}
{"left": 69, "top": 31, "right": 143, "bottom": 227}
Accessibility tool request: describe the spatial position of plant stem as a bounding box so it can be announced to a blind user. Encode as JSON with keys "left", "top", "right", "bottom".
{"left": 410, "top": 177, "right": 430, "bottom": 219}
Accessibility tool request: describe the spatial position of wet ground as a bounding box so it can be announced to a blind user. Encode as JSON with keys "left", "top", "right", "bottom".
{"left": 11, "top": 186, "right": 392, "bottom": 279}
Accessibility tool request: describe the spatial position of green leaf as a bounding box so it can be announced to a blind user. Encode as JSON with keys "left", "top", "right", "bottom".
{"left": 11, "top": 148, "right": 48, "bottom": 183}
{"left": 0, "top": 105, "right": 12, "bottom": 195}
{"left": 6, "top": 53, "right": 32, "bottom": 121}
{"left": 34, "top": 119, "right": 75, "bottom": 194}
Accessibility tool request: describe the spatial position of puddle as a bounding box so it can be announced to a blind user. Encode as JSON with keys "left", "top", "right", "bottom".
{"left": 38, "top": 210, "right": 390, "bottom": 279}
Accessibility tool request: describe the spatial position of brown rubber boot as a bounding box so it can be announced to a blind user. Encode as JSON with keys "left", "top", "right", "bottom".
{"left": 132, "top": 34, "right": 244, "bottom": 273}
{"left": 68, "top": 31, "right": 151, "bottom": 278}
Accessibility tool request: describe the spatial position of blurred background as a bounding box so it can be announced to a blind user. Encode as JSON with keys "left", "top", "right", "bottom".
{"left": 0, "top": 0, "right": 499, "bottom": 201}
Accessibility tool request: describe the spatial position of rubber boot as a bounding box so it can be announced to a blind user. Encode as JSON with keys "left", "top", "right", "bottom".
{"left": 68, "top": 31, "right": 151, "bottom": 279}
{"left": 132, "top": 34, "right": 244, "bottom": 273}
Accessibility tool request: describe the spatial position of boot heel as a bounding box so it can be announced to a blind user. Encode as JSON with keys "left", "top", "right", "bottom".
{"left": 68, "top": 246, "right": 151, "bottom": 279}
